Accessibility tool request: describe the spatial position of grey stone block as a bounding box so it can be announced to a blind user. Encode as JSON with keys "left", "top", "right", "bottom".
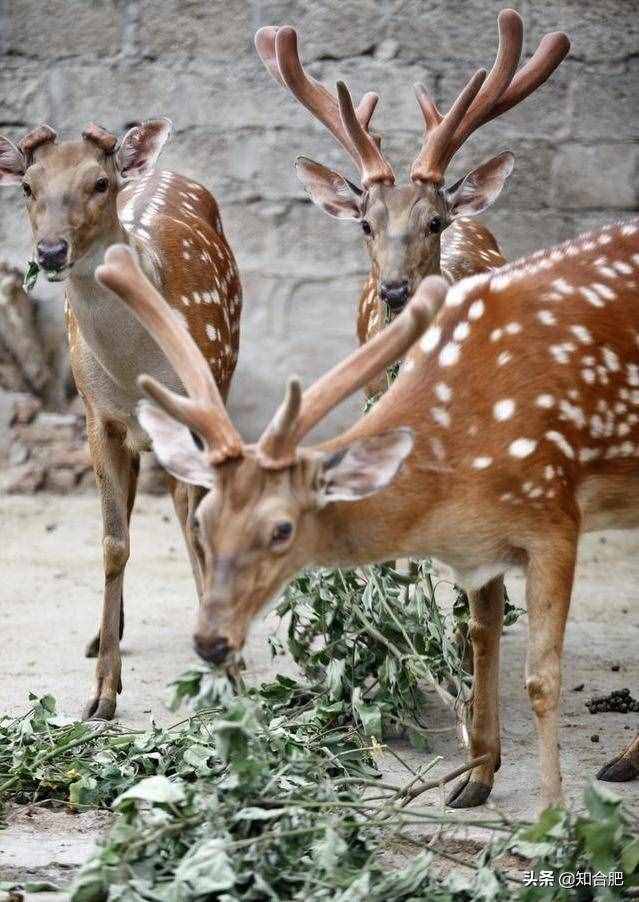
{"left": 570, "top": 59, "right": 639, "bottom": 141}
{"left": 253, "top": 0, "right": 388, "bottom": 61}
{"left": 5, "top": 0, "right": 121, "bottom": 60}
{"left": 139, "top": 0, "right": 252, "bottom": 61}
{"left": 480, "top": 207, "right": 578, "bottom": 262}
{"left": 385, "top": 0, "right": 530, "bottom": 64}
{"left": 0, "top": 63, "right": 50, "bottom": 127}
{"left": 552, "top": 144, "right": 638, "bottom": 210}
{"left": 528, "top": 0, "right": 639, "bottom": 64}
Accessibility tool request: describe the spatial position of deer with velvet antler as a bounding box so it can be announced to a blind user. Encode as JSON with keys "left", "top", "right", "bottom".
{"left": 99, "top": 214, "right": 639, "bottom": 810}
{"left": 256, "top": 9, "right": 569, "bottom": 394}
{"left": 0, "top": 120, "right": 242, "bottom": 719}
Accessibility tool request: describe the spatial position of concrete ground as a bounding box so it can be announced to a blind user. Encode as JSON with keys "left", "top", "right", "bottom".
{"left": 1, "top": 494, "right": 638, "bottom": 892}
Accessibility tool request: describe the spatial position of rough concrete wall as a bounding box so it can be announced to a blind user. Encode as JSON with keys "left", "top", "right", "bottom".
{"left": 0, "top": 0, "right": 637, "bottom": 440}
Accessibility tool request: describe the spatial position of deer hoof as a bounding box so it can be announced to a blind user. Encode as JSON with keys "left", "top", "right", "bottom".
{"left": 85, "top": 633, "right": 100, "bottom": 658}
{"left": 82, "top": 696, "right": 116, "bottom": 721}
{"left": 597, "top": 754, "right": 638, "bottom": 783}
{"left": 446, "top": 777, "right": 493, "bottom": 808}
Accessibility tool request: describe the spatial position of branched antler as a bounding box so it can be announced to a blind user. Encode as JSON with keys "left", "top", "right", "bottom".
{"left": 255, "top": 25, "right": 393, "bottom": 186}
{"left": 411, "top": 9, "right": 570, "bottom": 183}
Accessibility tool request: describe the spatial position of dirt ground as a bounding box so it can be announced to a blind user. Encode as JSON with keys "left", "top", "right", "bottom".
{"left": 1, "top": 494, "right": 638, "bottom": 893}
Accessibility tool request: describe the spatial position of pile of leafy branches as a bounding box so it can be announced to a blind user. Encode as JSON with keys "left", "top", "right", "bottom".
{"left": 2, "top": 565, "right": 636, "bottom": 900}
{"left": 277, "top": 561, "right": 523, "bottom": 747}
{"left": 2, "top": 688, "right": 638, "bottom": 900}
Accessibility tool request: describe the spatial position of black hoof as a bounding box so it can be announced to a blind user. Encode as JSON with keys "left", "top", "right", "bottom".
{"left": 82, "top": 696, "right": 116, "bottom": 721}
{"left": 446, "top": 777, "right": 493, "bottom": 808}
{"left": 597, "top": 754, "right": 638, "bottom": 783}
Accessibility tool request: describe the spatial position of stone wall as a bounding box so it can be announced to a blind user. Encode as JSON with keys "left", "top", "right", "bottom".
{"left": 0, "top": 0, "right": 637, "bottom": 441}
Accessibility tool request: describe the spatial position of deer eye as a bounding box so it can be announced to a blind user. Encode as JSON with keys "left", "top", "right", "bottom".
{"left": 270, "top": 521, "right": 294, "bottom": 548}
{"left": 22, "top": 182, "right": 32, "bottom": 198}
{"left": 428, "top": 216, "right": 443, "bottom": 234}
{"left": 94, "top": 177, "right": 109, "bottom": 193}
{"left": 361, "top": 220, "right": 372, "bottom": 237}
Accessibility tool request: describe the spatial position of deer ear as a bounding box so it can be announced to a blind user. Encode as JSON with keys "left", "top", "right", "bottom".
{"left": 316, "top": 428, "right": 413, "bottom": 505}
{"left": 0, "top": 136, "right": 26, "bottom": 186}
{"left": 137, "top": 401, "right": 217, "bottom": 490}
{"left": 116, "top": 118, "right": 172, "bottom": 180}
{"left": 295, "top": 156, "right": 362, "bottom": 220}
{"left": 444, "top": 151, "right": 514, "bottom": 218}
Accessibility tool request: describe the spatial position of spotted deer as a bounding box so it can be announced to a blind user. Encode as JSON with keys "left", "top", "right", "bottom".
{"left": 100, "top": 217, "right": 638, "bottom": 809}
{"left": 0, "top": 120, "right": 242, "bottom": 719}
{"left": 256, "top": 9, "right": 569, "bottom": 394}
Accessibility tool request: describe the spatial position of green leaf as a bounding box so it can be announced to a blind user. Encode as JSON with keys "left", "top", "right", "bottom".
{"left": 174, "top": 838, "right": 236, "bottom": 894}
{"left": 622, "top": 837, "right": 639, "bottom": 875}
{"left": 23, "top": 260, "right": 40, "bottom": 292}
{"left": 113, "top": 775, "right": 185, "bottom": 808}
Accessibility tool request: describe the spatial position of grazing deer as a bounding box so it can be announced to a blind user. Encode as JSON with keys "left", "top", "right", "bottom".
{"left": 99, "top": 217, "right": 638, "bottom": 809}
{"left": 256, "top": 10, "right": 569, "bottom": 393}
{"left": 0, "top": 121, "right": 242, "bottom": 719}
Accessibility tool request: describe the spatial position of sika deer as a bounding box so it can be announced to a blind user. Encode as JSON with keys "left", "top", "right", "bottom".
{"left": 100, "top": 217, "right": 638, "bottom": 809}
{"left": 256, "top": 10, "right": 569, "bottom": 394}
{"left": 0, "top": 121, "right": 242, "bottom": 719}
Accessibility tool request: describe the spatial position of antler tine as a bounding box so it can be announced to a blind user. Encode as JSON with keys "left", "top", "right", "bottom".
{"left": 256, "top": 25, "right": 385, "bottom": 178}
{"left": 95, "top": 245, "right": 243, "bottom": 463}
{"left": 410, "top": 70, "right": 486, "bottom": 184}
{"left": 452, "top": 8, "right": 523, "bottom": 147}
{"left": 254, "top": 26, "right": 288, "bottom": 88}
{"left": 486, "top": 31, "right": 571, "bottom": 122}
{"left": 273, "top": 26, "right": 363, "bottom": 166}
{"left": 256, "top": 376, "right": 303, "bottom": 467}
{"left": 410, "top": 9, "right": 569, "bottom": 185}
{"left": 336, "top": 81, "right": 395, "bottom": 187}
{"left": 255, "top": 275, "right": 447, "bottom": 468}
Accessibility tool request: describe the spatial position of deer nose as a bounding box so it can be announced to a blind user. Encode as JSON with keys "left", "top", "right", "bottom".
{"left": 37, "top": 239, "right": 69, "bottom": 271}
{"left": 193, "top": 633, "right": 231, "bottom": 665}
{"left": 379, "top": 280, "right": 410, "bottom": 311}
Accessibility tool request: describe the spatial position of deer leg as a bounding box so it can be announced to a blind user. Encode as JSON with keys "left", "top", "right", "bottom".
{"left": 447, "top": 577, "right": 504, "bottom": 808}
{"left": 167, "top": 476, "right": 205, "bottom": 602}
{"left": 524, "top": 532, "right": 577, "bottom": 810}
{"left": 597, "top": 733, "right": 639, "bottom": 783}
{"left": 82, "top": 416, "right": 138, "bottom": 721}
{"left": 85, "top": 456, "right": 138, "bottom": 657}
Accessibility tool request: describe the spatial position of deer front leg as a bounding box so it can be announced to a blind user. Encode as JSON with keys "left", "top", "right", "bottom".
{"left": 524, "top": 532, "right": 577, "bottom": 810}
{"left": 84, "top": 457, "right": 137, "bottom": 657}
{"left": 82, "top": 414, "right": 138, "bottom": 721}
{"left": 447, "top": 577, "right": 504, "bottom": 808}
{"left": 597, "top": 733, "right": 639, "bottom": 783}
{"left": 167, "top": 476, "right": 205, "bottom": 602}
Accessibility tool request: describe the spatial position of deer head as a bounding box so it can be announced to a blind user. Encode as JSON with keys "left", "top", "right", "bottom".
{"left": 256, "top": 11, "right": 569, "bottom": 311}
{"left": 0, "top": 119, "right": 171, "bottom": 282}
{"left": 96, "top": 244, "right": 444, "bottom": 662}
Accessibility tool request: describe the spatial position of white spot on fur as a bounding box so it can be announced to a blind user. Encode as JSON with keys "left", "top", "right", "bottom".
{"left": 570, "top": 325, "right": 592, "bottom": 344}
{"left": 546, "top": 430, "right": 575, "bottom": 459}
{"left": 494, "top": 399, "right": 515, "bottom": 421}
{"left": 497, "top": 350, "right": 512, "bottom": 366}
{"left": 537, "top": 310, "right": 556, "bottom": 326}
{"left": 472, "top": 456, "right": 492, "bottom": 469}
{"left": 453, "top": 321, "right": 470, "bottom": 342}
{"left": 439, "top": 343, "right": 460, "bottom": 367}
{"left": 421, "top": 325, "right": 441, "bottom": 354}
{"left": 468, "top": 299, "right": 485, "bottom": 320}
{"left": 435, "top": 382, "right": 452, "bottom": 403}
{"left": 431, "top": 406, "right": 450, "bottom": 428}
{"left": 536, "top": 394, "right": 554, "bottom": 409}
{"left": 509, "top": 438, "right": 537, "bottom": 458}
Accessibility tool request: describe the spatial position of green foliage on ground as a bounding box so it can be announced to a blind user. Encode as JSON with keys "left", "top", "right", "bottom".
{"left": 0, "top": 563, "right": 636, "bottom": 900}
